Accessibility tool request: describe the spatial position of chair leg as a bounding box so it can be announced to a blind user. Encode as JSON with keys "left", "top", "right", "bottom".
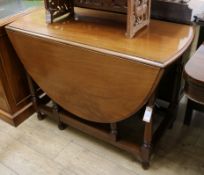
{"left": 184, "top": 99, "right": 193, "bottom": 125}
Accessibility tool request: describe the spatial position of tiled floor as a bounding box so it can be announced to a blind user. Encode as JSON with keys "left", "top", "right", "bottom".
{"left": 0, "top": 97, "right": 204, "bottom": 175}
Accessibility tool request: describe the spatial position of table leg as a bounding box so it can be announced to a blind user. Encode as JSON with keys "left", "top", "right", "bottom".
{"left": 26, "top": 73, "right": 45, "bottom": 120}
{"left": 141, "top": 121, "right": 152, "bottom": 169}
{"left": 52, "top": 101, "right": 66, "bottom": 130}
{"left": 141, "top": 94, "right": 155, "bottom": 169}
{"left": 110, "top": 123, "right": 118, "bottom": 141}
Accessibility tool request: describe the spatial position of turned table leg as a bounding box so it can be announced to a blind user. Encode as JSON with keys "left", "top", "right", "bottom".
{"left": 52, "top": 101, "right": 66, "bottom": 130}
{"left": 26, "top": 73, "right": 45, "bottom": 120}
{"left": 141, "top": 111, "right": 153, "bottom": 169}
{"left": 141, "top": 94, "right": 155, "bottom": 169}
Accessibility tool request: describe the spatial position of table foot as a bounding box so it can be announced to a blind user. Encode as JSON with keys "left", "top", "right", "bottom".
{"left": 58, "top": 122, "right": 67, "bottom": 130}
{"left": 141, "top": 143, "right": 151, "bottom": 170}
{"left": 37, "top": 112, "right": 46, "bottom": 120}
{"left": 142, "top": 161, "right": 150, "bottom": 170}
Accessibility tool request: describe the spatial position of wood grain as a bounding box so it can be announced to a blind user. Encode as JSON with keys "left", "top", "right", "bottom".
{"left": 184, "top": 43, "right": 204, "bottom": 125}
{"left": 0, "top": 8, "right": 39, "bottom": 126}
{"left": 6, "top": 7, "right": 195, "bottom": 167}
{"left": 6, "top": 8, "right": 194, "bottom": 67}
{"left": 7, "top": 30, "right": 162, "bottom": 123}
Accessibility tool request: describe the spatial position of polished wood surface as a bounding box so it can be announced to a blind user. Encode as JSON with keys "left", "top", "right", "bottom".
{"left": 7, "top": 8, "right": 194, "bottom": 67}
{"left": 7, "top": 30, "right": 162, "bottom": 123}
{"left": 6, "top": 8, "right": 194, "bottom": 123}
{"left": 184, "top": 43, "right": 204, "bottom": 125}
{"left": 184, "top": 43, "right": 204, "bottom": 104}
{"left": 6, "top": 7, "right": 194, "bottom": 168}
{"left": 184, "top": 43, "right": 204, "bottom": 87}
{"left": 0, "top": 9, "right": 38, "bottom": 126}
{"left": 43, "top": 0, "right": 151, "bottom": 38}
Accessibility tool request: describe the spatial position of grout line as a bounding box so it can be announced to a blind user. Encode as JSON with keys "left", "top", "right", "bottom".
{"left": 0, "top": 160, "right": 20, "bottom": 175}
{"left": 15, "top": 131, "right": 71, "bottom": 165}
{"left": 53, "top": 140, "right": 140, "bottom": 175}
{"left": 0, "top": 119, "right": 70, "bottom": 172}
{"left": 68, "top": 139, "right": 140, "bottom": 175}
{"left": 52, "top": 139, "right": 73, "bottom": 160}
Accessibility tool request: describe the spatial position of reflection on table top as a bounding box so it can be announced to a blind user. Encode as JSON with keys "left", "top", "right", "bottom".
{"left": 7, "top": 8, "right": 194, "bottom": 67}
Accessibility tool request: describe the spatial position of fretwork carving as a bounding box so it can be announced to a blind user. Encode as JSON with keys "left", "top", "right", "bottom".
{"left": 43, "top": 0, "right": 151, "bottom": 38}
{"left": 44, "top": 0, "right": 74, "bottom": 23}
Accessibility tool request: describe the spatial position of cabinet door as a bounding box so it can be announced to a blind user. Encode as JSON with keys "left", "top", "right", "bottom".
{"left": 0, "top": 68, "right": 10, "bottom": 113}
{"left": 0, "top": 35, "right": 30, "bottom": 113}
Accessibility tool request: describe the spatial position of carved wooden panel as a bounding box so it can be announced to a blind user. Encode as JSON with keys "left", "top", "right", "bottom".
{"left": 43, "top": 0, "right": 151, "bottom": 38}
{"left": 126, "top": 0, "right": 151, "bottom": 38}
{"left": 44, "top": 0, "right": 74, "bottom": 23}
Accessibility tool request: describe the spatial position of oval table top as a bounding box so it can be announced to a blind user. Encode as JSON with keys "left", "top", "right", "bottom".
{"left": 6, "top": 8, "right": 194, "bottom": 68}
{"left": 6, "top": 7, "right": 195, "bottom": 123}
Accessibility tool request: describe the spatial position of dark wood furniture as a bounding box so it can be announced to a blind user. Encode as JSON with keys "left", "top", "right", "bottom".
{"left": 151, "top": 0, "right": 192, "bottom": 24}
{"left": 6, "top": 8, "right": 194, "bottom": 168}
{"left": 0, "top": 8, "right": 42, "bottom": 126}
{"left": 184, "top": 43, "right": 204, "bottom": 125}
{"left": 44, "top": 0, "right": 151, "bottom": 38}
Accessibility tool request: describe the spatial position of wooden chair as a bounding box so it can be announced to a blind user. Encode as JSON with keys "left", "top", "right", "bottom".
{"left": 184, "top": 43, "right": 204, "bottom": 125}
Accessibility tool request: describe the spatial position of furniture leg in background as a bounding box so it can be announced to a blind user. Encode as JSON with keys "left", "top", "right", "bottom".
{"left": 183, "top": 43, "right": 204, "bottom": 125}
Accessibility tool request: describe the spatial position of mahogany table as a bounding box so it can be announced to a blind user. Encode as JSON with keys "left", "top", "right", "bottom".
{"left": 6, "top": 8, "right": 194, "bottom": 168}
{"left": 184, "top": 43, "right": 204, "bottom": 125}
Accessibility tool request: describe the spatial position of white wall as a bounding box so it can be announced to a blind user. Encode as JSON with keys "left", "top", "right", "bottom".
{"left": 189, "top": 0, "right": 204, "bottom": 19}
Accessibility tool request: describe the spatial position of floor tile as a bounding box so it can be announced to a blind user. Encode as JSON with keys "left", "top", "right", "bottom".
{"left": 0, "top": 162, "right": 17, "bottom": 175}
{"left": 17, "top": 115, "right": 71, "bottom": 159}
{"left": 0, "top": 95, "right": 204, "bottom": 175}
{"left": 0, "top": 139, "right": 64, "bottom": 175}
{"left": 0, "top": 131, "right": 17, "bottom": 155}
{"left": 0, "top": 119, "right": 22, "bottom": 140}
{"left": 55, "top": 142, "right": 138, "bottom": 175}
